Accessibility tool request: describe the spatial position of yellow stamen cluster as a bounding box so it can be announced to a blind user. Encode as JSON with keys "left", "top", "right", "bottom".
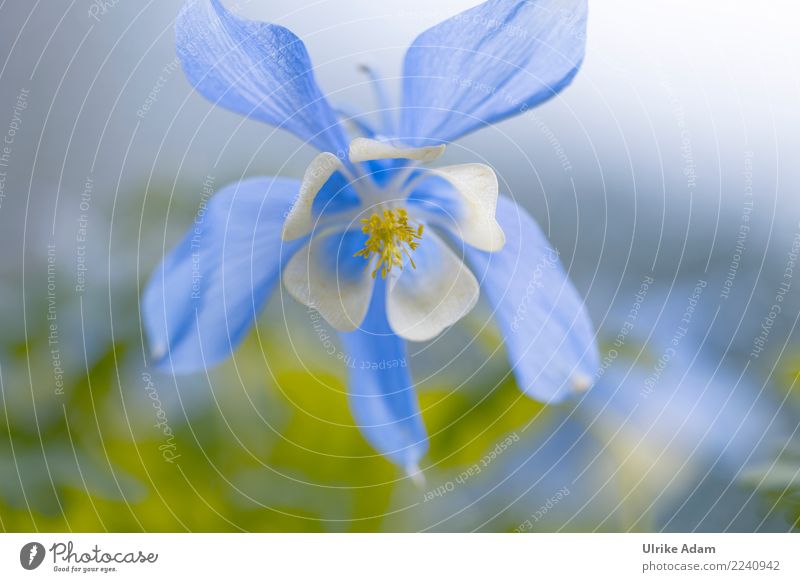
{"left": 355, "top": 208, "right": 424, "bottom": 279}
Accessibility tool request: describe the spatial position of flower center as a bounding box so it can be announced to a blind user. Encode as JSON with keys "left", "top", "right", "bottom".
{"left": 354, "top": 208, "right": 424, "bottom": 279}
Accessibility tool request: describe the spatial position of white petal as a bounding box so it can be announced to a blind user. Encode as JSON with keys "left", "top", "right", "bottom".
{"left": 431, "top": 164, "right": 505, "bottom": 252}
{"left": 282, "top": 152, "right": 342, "bottom": 241}
{"left": 387, "top": 231, "right": 479, "bottom": 342}
{"left": 349, "top": 137, "right": 445, "bottom": 163}
{"left": 283, "top": 230, "right": 375, "bottom": 332}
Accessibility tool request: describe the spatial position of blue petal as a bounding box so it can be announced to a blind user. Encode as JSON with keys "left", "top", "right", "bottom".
{"left": 177, "top": 0, "right": 349, "bottom": 153}
{"left": 406, "top": 173, "right": 464, "bottom": 222}
{"left": 356, "top": 158, "right": 412, "bottom": 189}
{"left": 340, "top": 279, "right": 429, "bottom": 469}
{"left": 310, "top": 171, "right": 361, "bottom": 218}
{"left": 142, "top": 177, "right": 304, "bottom": 373}
{"left": 399, "top": 0, "right": 587, "bottom": 144}
{"left": 316, "top": 229, "right": 370, "bottom": 283}
{"left": 463, "top": 196, "right": 598, "bottom": 403}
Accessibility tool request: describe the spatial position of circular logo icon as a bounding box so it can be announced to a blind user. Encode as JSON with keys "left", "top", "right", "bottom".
{"left": 20, "top": 542, "right": 46, "bottom": 570}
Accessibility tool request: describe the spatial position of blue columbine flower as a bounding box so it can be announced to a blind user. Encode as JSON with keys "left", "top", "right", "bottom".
{"left": 143, "top": 0, "right": 598, "bottom": 475}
